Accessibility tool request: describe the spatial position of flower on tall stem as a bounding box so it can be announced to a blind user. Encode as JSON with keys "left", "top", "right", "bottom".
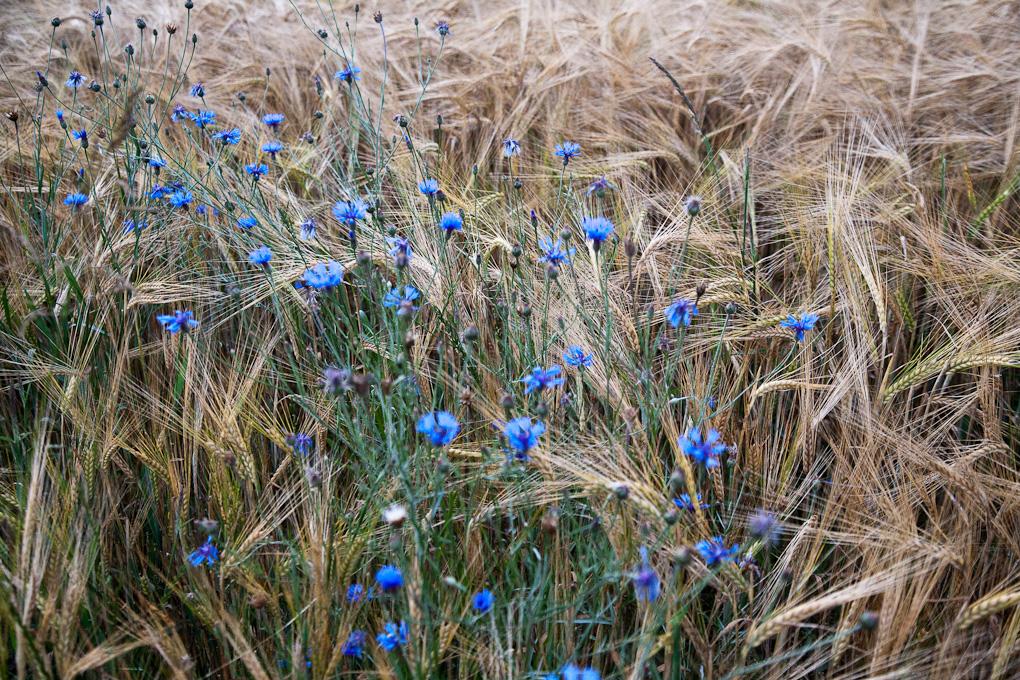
{"left": 520, "top": 365, "right": 564, "bottom": 394}
{"left": 439, "top": 212, "right": 463, "bottom": 233}
{"left": 582, "top": 216, "right": 614, "bottom": 251}
{"left": 335, "top": 63, "right": 361, "bottom": 83}
{"left": 563, "top": 346, "right": 593, "bottom": 368}
{"left": 632, "top": 547, "right": 660, "bottom": 602}
{"left": 695, "top": 536, "right": 740, "bottom": 566}
{"left": 502, "top": 138, "right": 521, "bottom": 158}
{"left": 554, "top": 141, "right": 581, "bottom": 165}
{"left": 538, "top": 237, "right": 575, "bottom": 269}
{"left": 416, "top": 411, "right": 460, "bottom": 447}
{"left": 64, "top": 192, "right": 89, "bottom": 208}
{"left": 679, "top": 427, "right": 726, "bottom": 468}
{"left": 418, "top": 178, "right": 440, "bottom": 196}
{"left": 157, "top": 310, "right": 199, "bottom": 333}
{"left": 66, "top": 70, "right": 86, "bottom": 88}
{"left": 665, "top": 298, "right": 698, "bottom": 328}
{"left": 377, "top": 621, "right": 408, "bottom": 651}
{"left": 262, "top": 113, "right": 285, "bottom": 129}
{"left": 502, "top": 417, "right": 545, "bottom": 460}
{"left": 187, "top": 537, "right": 219, "bottom": 566}
{"left": 780, "top": 312, "right": 819, "bottom": 342}
{"left": 332, "top": 199, "right": 367, "bottom": 227}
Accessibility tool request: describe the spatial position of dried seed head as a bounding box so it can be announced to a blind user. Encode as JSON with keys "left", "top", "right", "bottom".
{"left": 305, "top": 465, "right": 322, "bottom": 487}
{"left": 541, "top": 506, "right": 560, "bottom": 534}
{"left": 612, "top": 482, "right": 630, "bottom": 500}
{"left": 166, "top": 23, "right": 178, "bottom": 35}
{"left": 860, "top": 611, "right": 879, "bottom": 631}
{"left": 382, "top": 503, "right": 408, "bottom": 527}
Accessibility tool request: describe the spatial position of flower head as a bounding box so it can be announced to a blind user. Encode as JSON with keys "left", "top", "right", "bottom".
{"left": 586, "top": 176, "right": 614, "bottom": 197}
{"left": 386, "top": 236, "right": 413, "bottom": 263}
{"left": 554, "top": 141, "right": 581, "bottom": 164}
{"left": 502, "top": 138, "right": 521, "bottom": 158}
{"left": 301, "top": 260, "right": 344, "bottom": 290}
{"left": 472, "top": 589, "right": 494, "bottom": 613}
{"left": 684, "top": 195, "right": 702, "bottom": 217}
{"left": 210, "top": 127, "right": 240, "bottom": 145}
{"left": 375, "top": 565, "right": 404, "bottom": 593}
{"left": 503, "top": 417, "right": 545, "bottom": 460}
{"left": 416, "top": 411, "right": 460, "bottom": 447}
{"left": 539, "top": 237, "right": 575, "bottom": 269}
{"left": 71, "top": 128, "right": 88, "bottom": 145}
{"left": 245, "top": 163, "right": 269, "bottom": 180}
{"left": 261, "top": 140, "right": 284, "bottom": 156}
{"left": 262, "top": 113, "right": 285, "bottom": 129}
{"left": 170, "top": 104, "right": 188, "bottom": 123}
{"left": 64, "top": 192, "right": 89, "bottom": 208}
{"left": 332, "top": 199, "right": 367, "bottom": 227}
{"left": 749, "top": 509, "right": 780, "bottom": 545}
{"left": 148, "top": 157, "right": 167, "bottom": 170}
{"left": 187, "top": 536, "right": 219, "bottom": 567}
{"left": 632, "top": 547, "right": 660, "bottom": 602}
{"left": 157, "top": 310, "right": 199, "bottom": 333}
{"left": 123, "top": 218, "right": 147, "bottom": 234}
{"left": 418, "top": 178, "right": 440, "bottom": 196}
{"left": 168, "top": 190, "right": 193, "bottom": 209}
{"left": 287, "top": 432, "right": 314, "bottom": 456}
{"left": 322, "top": 366, "right": 352, "bottom": 393}
{"left": 248, "top": 245, "right": 272, "bottom": 266}
{"left": 674, "top": 493, "right": 708, "bottom": 512}
{"left": 439, "top": 212, "right": 463, "bottom": 233}
{"left": 520, "top": 365, "right": 564, "bottom": 394}
{"left": 436, "top": 21, "right": 450, "bottom": 36}
{"left": 561, "top": 665, "right": 601, "bottom": 680}
{"left": 679, "top": 427, "right": 726, "bottom": 469}
{"left": 376, "top": 621, "right": 408, "bottom": 651}
{"left": 335, "top": 63, "right": 361, "bottom": 83}
{"left": 299, "top": 218, "right": 317, "bottom": 240}
{"left": 342, "top": 630, "right": 367, "bottom": 658}
{"left": 665, "top": 299, "right": 698, "bottom": 328}
{"left": 66, "top": 70, "right": 86, "bottom": 88}
{"left": 695, "top": 536, "right": 740, "bottom": 566}
{"left": 780, "top": 312, "right": 819, "bottom": 342}
{"left": 563, "top": 346, "right": 593, "bottom": 368}
{"left": 189, "top": 110, "right": 216, "bottom": 128}
{"left": 346, "top": 583, "right": 366, "bottom": 603}
{"left": 383, "top": 285, "right": 420, "bottom": 315}
{"left": 582, "top": 216, "right": 614, "bottom": 249}
{"left": 189, "top": 82, "right": 205, "bottom": 98}
{"left": 237, "top": 215, "right": 257, "bottom": 229}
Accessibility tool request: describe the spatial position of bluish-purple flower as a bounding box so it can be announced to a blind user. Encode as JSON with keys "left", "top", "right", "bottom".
{"left": 416, "top": 411, "right": 460, "bottom": 447}
{"left": 245, "top": 163, "right": 268, "bottom": 180}
{"left": 301, "top": 260, "right": 344, "bottom": 290}
{"left": 472, "top": 589, "right": 494, "bottom": 613}
{"left": 287, "top": 432, "right": 314, "bottom": 456}
{"left": 212, "top": 128, "right": 241, "bottom": 145}
{"left": 674, "top": 493, "right": 708, "bottom": 512}
{"left": 383, "top": 285, "right": 420, "bottom": 313}
{"left": 248, "top": 245, "right": 272, "bottom": 266}
{"left": 64, "top": 192, "right": 89, "bottom": 208}
{"left": 299, "top": 218, "right": 316, "bottom": 240}
{"left": 386, "top": 236, "right": 413, "bottom": 262}
{"left": 632, "top": 547, "right": 660, "bottom": 602}
{"left": 187, "top": 536, "right": 219, "bottom": 567}
{"left": 554, "top": 141, "right": 581, "bottom": 164}
{"left": 332, "top": 199, "right": 367, "bottom": 227}
{"left": 582, "top": 216, "right": 614, "bottom": 249}
{"left": 189, "top": 82, "right": 205, "bottom": 98}
{"left": 679, "top": 427, "right": 726, "bottom": 469}
{"left": 780, "top": 312, "right": 819, "bottom": 342}
{"left": 335, "top": 63, "right": 362, "bottom": 83}
{"left": 418, "top": 178, "right": 440, "bottom": 196}
{"left": 665, "top": 299, "right": 698, "bottom": 328}
{"left": 695, "top": 536, "right": 740, "bottom": 566}
{"left": 377, "top": 621, "right": 408, "bottom": 651}
{"left": 346, "top": 583, "right": 366, "bottom": 603}
{"left": 71, "top": 128, "right": 88, "bottom": 145}
{"left": 342, "top": 630, "right": 367, "bottom": 658}
{"left": 157, "top": 310, "right": 199, "bottom": 333}
{"left": 503, "top": 417, "right": 545, "bottom": 459}
{"left": 520, "top": 365, "right": 564, "bottom": 394}
{"left": 502, "top": 138, "right": 521, "bottom": 158}
{"left": 261, "top": 140, "right": 284, "bottom": 156}
{"left": 66, "top": 70, "right": 86, "bottom": 89}
{"left": 237, "top": 215, "right": 258, "bottom": 229}
{"left": 539, "top": 237, "right": 575, "bottom": 269}
{"left": 439, "top": 212, "right": 463, "bottom": 233}
{"left": 563, "top": 346, "right": 593, "bottom": 368}
{"left": 749, "top": 509, "right": 780, "bottom": 545}
{"left": 189, "top": 110, "right": 216, "bottom": 128}
{"left": 168, "top": 190, "right": 193, "bottom": 209}
{"left": 375, "top": 565, "right": 404, "bottom": 593}
{"left": 262, "top": 113, "right": 285, "bottom": 129}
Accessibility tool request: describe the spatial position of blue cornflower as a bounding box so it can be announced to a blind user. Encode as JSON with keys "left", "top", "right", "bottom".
{"left": 212, "top": 128, "right": 241, "bottom": 145}
{"left": 503, "top": 417, "right": 545, "bottom": 459}
{"left": 196, "top": 205, "right": 220, "bottom": 217}
{"left": 416, "top": 411, "right": 460, "bottom": 447}
{"left": 299, "top": 218, "right": 316, "bottom": 240}
{"left": 674, "top": 493, "right": 708, "bottom": 512}
{"left": 261, "top": 140, "right": 284, "bottom": 156}
{"left": 418, "top": 178, "right": 440, "bottom": 196}
{"left": 586, "top": 176, "right": 614, "bottom": 197}
{"left": 148, "top": 157, "right": 167, "bottom": 170}
{"left": 248, "top": 245, "right": 272, "bottom": 266}
{"left": 237, "top": 216, "right": 257, "bottom": 229}
{"left": 332, "top": 199, "right": 367, "bottom": 227}
{"left": 436, "top": 21, "right": 450, "bottom": 36}
{"left": 632, "top": 547, "right": 660, "bottom": 602}
{"left": 66, "top": 70, "right": 86, "bottom": 88}
{"left": 245, "top": 163, "right": 268, "bottom": 180}
{"left": 149, "top": 185, "right": 168, "bottom": 200}
{"left": 342, "top": 630, "right": 367, "bottom": 658}
{"left": 665, "top": 299, "right": 698, "bottom": 328}
{"left": 563, "top": 346, "right": 592, "bottom": 368}
{"left": 71, "top": 128, "right": 88, "bottom": 144}
{"left": 335, "top": 63, "right": 361, "bottom": 83}
{"left": 538, "top": 237, "right": 575, "bottom": 269}
{"left": 561, "top": 664, "right": 601, "bottom": 680}
{"left": 189, "top": 110, "right": 216, "bottom": 128}
{"left": 554, "top": 141, "right": 581, "bottom": 164}
{"left": 383, "top": 285, "right": 421, "bottom": 315}
{"left": 168, "top": 190, "right": 193, "bottom": 209}
{"left": 472, "top": 589, "right": 494, "bottom": 613}
{"left": 695, "top": 536, "right": 740, "bottom": 566}
{"left": 346, "top": 583, "right": 366, "bottom": 603}
{"left": 780, "top": 312, "right": 819, "bottom": 342}
{"left": 679, "top": 427, "right": 726, "bottom": 469}
{"left": 262, "top": 113, "right": 285, "bottom": 129}
{"left": 63, "top": 192, "right": 89, "bottom": 208}
{"left": 157, "top": 310, "right": 199, "bottom": 333}
{"left": 170, "top": 104, "right": 188, "bottom": 123}
{"left": 287, "top": 432, "right": 314, "bottom": 456}
{"left": 301, "top": 260, "right": 344, "bottom": 290}
{"left": 376, "top": 621, "right": 408, "bottom": 651}
{"left": 122, "top": 219, "right": 147, "bottom": 234}
{"left": 520, "top": 365, "right": 564, "bottom": 394}
{"left": 386, "top": 236, "right": 413, "bottom": 262}
{"left": 582, "top": 216, "right": 614, "bottom": 249}
{"left": 502, "top": 138, "right": 521, "bottom": 158}
{"left": 189, "top": 82, "right": 205, "bottom": 98}
{"left": 749, "top": 509, "right": 780, "bottom": 545}
{"left": 375, "top": 565, "right": 404, "bottom": 593}
{"left": 55, "top": 110, "right": 64, "bottom": 124}
{"left": 439, "top": 212, "right": 463, "bottom": 233}
{"left": 187, "top": 536, "right": 219, "bottom": 567}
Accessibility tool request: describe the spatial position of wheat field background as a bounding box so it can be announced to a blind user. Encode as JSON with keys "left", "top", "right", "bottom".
{"left": 2, "top": 0, "right": 1020, "bottom": 678}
